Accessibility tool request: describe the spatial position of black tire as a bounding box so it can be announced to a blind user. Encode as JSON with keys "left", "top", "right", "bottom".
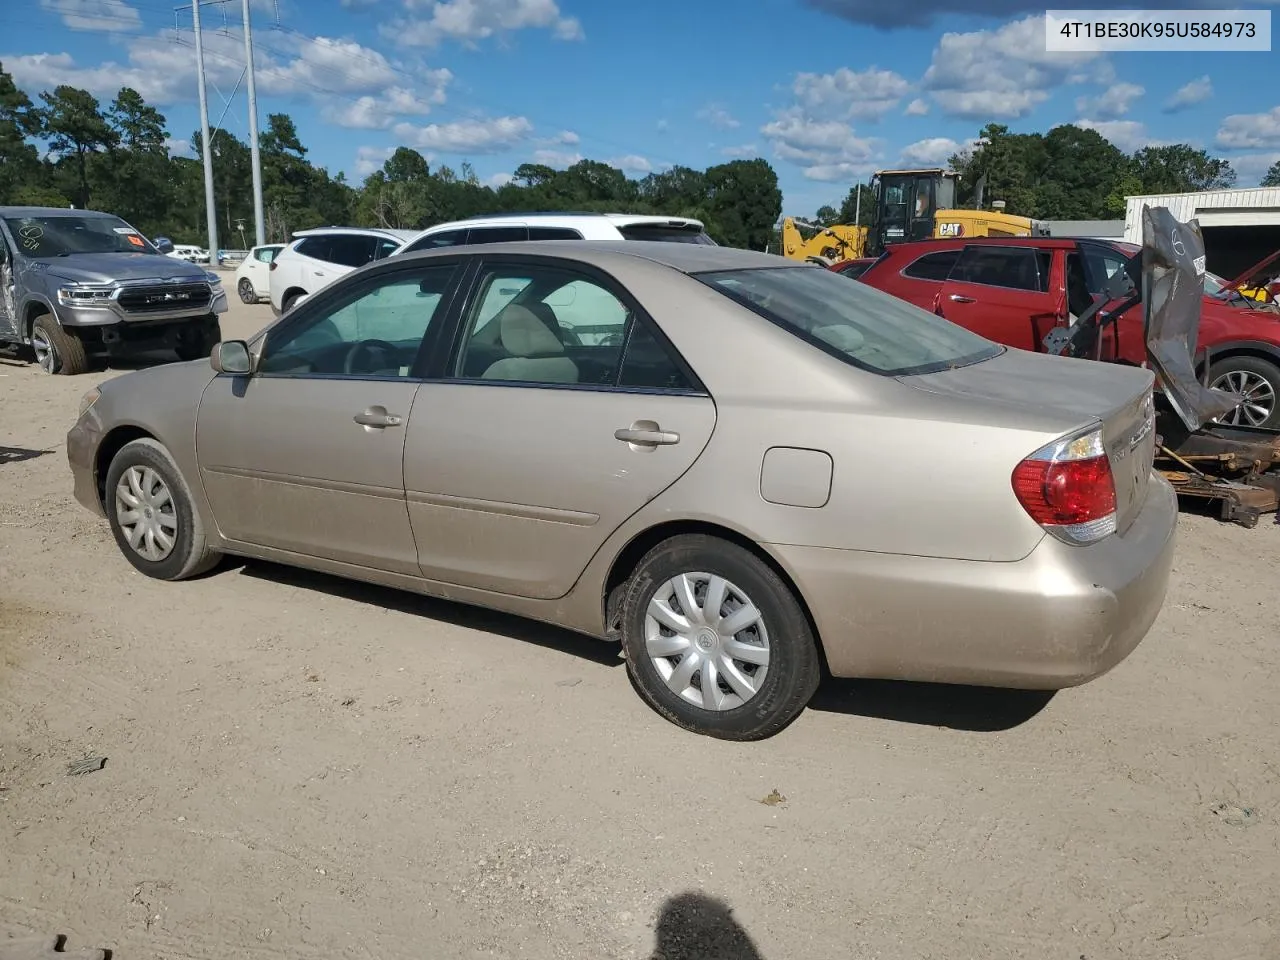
{"left": 174, "top": 316, "right": 222, "bottom": 362}
{"left": 619, "top": 534, "right": 821, "bottom": 741}
{"left": 31, "top": 314, "right": 88, "bottom": 376}
{"left": 1208, "top": 356, "right": 1280, "bottom": 429}
{"left": 237, "top": 278, "right": 257, "bottom": 304}
{"left": 104, "top": 438, "right": 221, "bottom": 581}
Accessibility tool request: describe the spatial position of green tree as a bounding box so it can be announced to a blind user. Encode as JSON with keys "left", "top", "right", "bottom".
{"left": 836, "top": 183, "right": 874, "bottom": 226}
{"left": 0, "top": 61, "right": 45, "bottom": 205}
{"left": 949, "top": 123, "right": 1046, "bottom": 217}
{"left": 1263, "top": 161, "right": 1280, "bottom": 188}
{"left": 1036, "top": 124, "right": 1128, "bottom": 219}
{"left": 1131, "top": 144, "right": 1236, "bottom": 194}
{"left": 702, "top": 158, "right": 782, "bottom": 249}
{"left": 39, "top": 85, "right": 116, "bottom": 208}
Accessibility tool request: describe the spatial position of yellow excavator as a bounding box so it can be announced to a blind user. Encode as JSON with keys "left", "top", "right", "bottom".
{"left": 782, "top": 168, "right": 1050, "bottom": 265}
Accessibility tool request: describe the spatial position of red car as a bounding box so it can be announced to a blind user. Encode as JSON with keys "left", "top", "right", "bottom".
{"left": 856, "top": 237, "right": 1280, "bottom": 429}
{"left": 828, "top": 257, "right": 876, "bottom": 280}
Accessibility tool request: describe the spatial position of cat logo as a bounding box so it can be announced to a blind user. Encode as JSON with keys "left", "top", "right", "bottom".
{"left": 938, "top": 222, "right": 964, "bottom": 238}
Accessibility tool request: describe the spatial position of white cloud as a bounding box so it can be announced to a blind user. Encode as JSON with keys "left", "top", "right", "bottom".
{"left": 721, "top": 143, "right": 758, "bottom": 157}
{"left": 791, "top": 66, "right": 911, "bottom": 121}
{"left": 1216, "top": 106, "right": 1280, "bottom": 150}
{"left": 761, "top": 109, "right": 881, "bottom": 181}
{"left": 696, "top": 103, "right": 740, "bottom": 129}
{"left": 900, "top": 137, "right": 974, "bottom": 167}
{"left": 608, "top": 154, "right": 652, "bottom": 174}
{"left": 656, "top": 118, "right": 669, "bottom": 132}
{"left": 922, "top": 14, "right": 1101, "bottom": 119}
{"left": 322, "top": 81, "right": 450, "bottom": 130}
{"left": 905, "top": 98, "right": 929, "bottom": 116}
{"left": 164, "top": 137, "right": 191, "bottom": 158}
{"left": 387, "top": 0, "right": 584, "bottom": 47}
{"left": 531, "top": 148, "right": 582, "bottom": 168}
{"left": 1228, "top": 152, "right": 1280, "bottom": 185}
{"left": 393, "top": 115, "right": 533, "bottom": 153}
{"left": 39, "top": 0, "right": 142, "bottom": 32}
{"left": 1076, "top": 119, "right": 1169, "bottom": 153}
{"left": 487, "top": 171, "right": 514, "bottom": 187}
{"left": 550, "top": 129, "right": 579, "bottom": 144}
{"left": 1164, "top": 75, "right": 1213, "bottom": 113}
{"left": 1075, "top": 81, "right": 1144, "bottom": 120}
{"left": 354, "top": 145, "right": 397, "bottom": 177}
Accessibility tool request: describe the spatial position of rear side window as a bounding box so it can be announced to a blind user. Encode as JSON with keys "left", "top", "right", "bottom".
{"left": 528, "top": 226, "right": 584, "bottom": 240}
{"left": 951, "top": 246, "right": 1052, "bottom": 292}
{"left": 902, "top": 250, "right": 960, "bottom": 282}
{"left": 698, "top": 265, "right": 1002, "bottom": 377}
{"left": 403, "top": 229, "right": 467, "bottom": 254}
{"left": 466, "top": 226, "right": 529, "bottom": 244}
{"left": 618, "top": 224, "right": 716, "bottom": 245}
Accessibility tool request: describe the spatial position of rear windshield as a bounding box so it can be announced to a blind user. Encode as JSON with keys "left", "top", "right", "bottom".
{"left": 697, "top": 264, "right": 1003, "bottom": 377}
{"left": 4, "top": 215, "right": 158, "bottom": 258}
{"left": 619, "top": 224, "right": 716, "bottom": 245}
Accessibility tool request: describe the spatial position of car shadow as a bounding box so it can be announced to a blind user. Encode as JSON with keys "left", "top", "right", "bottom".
{"left": 809, "top": 677, "right": 1054, "bottom": 731}
{"left": 230, "top": 558, "right": 624, "bottom": 668}
{"left": 649, "top": 891, "right": 764, "bottom": 960}
{"left": 0, "top": 446, "right": 53, "bottom": 466}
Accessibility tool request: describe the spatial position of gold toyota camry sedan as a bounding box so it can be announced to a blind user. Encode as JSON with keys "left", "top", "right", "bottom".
{"left": 68, "top": 241, "right": 1177, "bottom": 740}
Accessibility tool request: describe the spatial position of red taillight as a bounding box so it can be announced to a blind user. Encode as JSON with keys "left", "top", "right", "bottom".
{"left": 1012, "top": 427, "right": 1117, "bottom": 544}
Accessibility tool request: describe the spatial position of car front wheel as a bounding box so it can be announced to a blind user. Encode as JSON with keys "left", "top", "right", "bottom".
{"left": 31, "top": 315, "right": 88, "bottom": 375}
{"left": 1209, "top": 356, "right": 1280, "bottom": 429}
{"left": 104, "top": 438, "right": 221, "bottom": 580}
{"left": 619, "top": 534, "right": 821, "bottom": 741}
{"left": 238, "top": 278, "right": 257, "bottom": 304}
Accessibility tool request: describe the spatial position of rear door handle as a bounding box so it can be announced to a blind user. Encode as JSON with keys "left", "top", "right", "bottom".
{"left": 615, "top": 426, "right": 679, "bottom": 446}
{"left": 354, "top": 409, "right": 403, "bottom": 428}
{"left": 948, "top": 294, "right": 975, "bottom": 303}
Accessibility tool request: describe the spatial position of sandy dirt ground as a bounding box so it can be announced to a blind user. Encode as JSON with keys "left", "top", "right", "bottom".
{"left": 2, "top": 294, "right": 1279, "bottom": 960}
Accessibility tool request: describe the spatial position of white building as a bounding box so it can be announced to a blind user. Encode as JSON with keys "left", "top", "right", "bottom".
{"left": 1124, "top": 187, "right": 1280, "bottom": 278}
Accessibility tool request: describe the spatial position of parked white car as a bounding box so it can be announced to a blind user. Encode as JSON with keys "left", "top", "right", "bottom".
{"left": 168, "top": 244, "right": 209, "bottom": 264}
{"left": 268, "top": 226, "right": 414, "bottom": 315}
{"left": 233, "top": 243, "right": 285, "bottom": 304}
{"left": 394, "top": 213, "right": 714, "bottom": 255}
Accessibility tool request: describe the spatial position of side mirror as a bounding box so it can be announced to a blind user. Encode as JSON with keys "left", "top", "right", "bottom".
{"left": 211, "top": 340, "right": 254, "bottom": 375}
{"left": 154, "top": 238, "right": 175, "bottom": 255}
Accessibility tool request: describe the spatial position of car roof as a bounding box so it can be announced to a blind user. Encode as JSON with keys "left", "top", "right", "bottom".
{"left": 400, "top": 212, "right": 706, "bottom": 242}
{"left": 393, "top": 239, "right": 791, "bottom": 274}
{"left": 291, "top": 226, "right": 416, "bottom": 241}
{"left": 882, "top": 236, "right": 1093, "bottom": 254}
{"left": 0, "top": 206, "right": 120, "bottom": 219}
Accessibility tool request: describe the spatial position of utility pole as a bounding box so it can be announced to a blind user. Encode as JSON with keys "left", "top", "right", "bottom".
{"left": 242, "top": 0, "right": 265, "bottom": 246}
{"left": 192, "top": 0, "right": 220, "bottom": 266}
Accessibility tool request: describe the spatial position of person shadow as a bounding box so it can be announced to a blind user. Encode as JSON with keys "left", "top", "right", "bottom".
{"left": 649, "top": 892, "right": 763, "bottom": 960}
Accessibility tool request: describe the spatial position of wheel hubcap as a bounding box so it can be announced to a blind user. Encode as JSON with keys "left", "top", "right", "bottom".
{"left": 32, "top": 330, "right": 55, "bottom": 373}
{"left": 1211, "top": 370, "right": 1276, "bottom": 427}
{"left": 645, "top": 572, "right": 770, "bottom": 712}
{"left": 239, "top": 280, "right": 255, "bottom": 303}
{"left": 115, "top": 465, "right": 178, "bottom": 562}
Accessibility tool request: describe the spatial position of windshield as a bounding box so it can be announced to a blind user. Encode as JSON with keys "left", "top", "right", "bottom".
{"left": 698, "top": 264, "right": 1002, "bottom": 376}
{"left": 618, "top": 224, "right": 716, "bottom": 244}
{"left": 3, "top": 215, "right": 158, "bottom": 258}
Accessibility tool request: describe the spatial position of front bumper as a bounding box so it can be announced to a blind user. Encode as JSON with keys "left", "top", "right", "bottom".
{"left": 770, "top": 473, "right": 1178, "bottom": 689}
{"left": 55, "top": 284, "right": 228, "bottom": 327}
{"left": 67, "top": 408, "right": 106, "bottom": 519}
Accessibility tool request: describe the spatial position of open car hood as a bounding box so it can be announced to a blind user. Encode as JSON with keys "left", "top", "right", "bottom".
{"left": 1141, "top": 204, "right": 1241, "bottom": 432}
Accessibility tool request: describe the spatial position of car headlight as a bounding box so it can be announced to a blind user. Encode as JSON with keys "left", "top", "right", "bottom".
{"left": 204, "top": 271, "right": 223, "bottom": 286}
{"left": 57, "top": 285, "right": 115, "bottom": 307}
{"left": 78, "top": 386, "right": 101, "bottom": 418}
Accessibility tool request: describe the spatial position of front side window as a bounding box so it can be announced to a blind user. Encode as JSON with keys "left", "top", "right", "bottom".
{"left": 951, "top": 246, "right": 1051, "bottom": 292}
{"left": 698, "top": 264, "right": 1002, "bottom": 377}
{"left": 259, "top": 265, "right": 457, "bottom": 377}
{"left": 453, "top": 263, "right": 694, "bottom": 389}
{"left": 528, "top": 226, "right": 584, "bottom": 240}
{"left": 2, "top": 215, "right": 157, "bottom": 258}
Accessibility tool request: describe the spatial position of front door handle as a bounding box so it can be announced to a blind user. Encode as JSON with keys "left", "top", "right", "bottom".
{"left": 354, "top": 408, "right": 403, "bottom": 428}
{"left": 615, "top": 425, "right": 679, "bottom": 446}
{"left": 948, "top": 294, "right": 975, "bottom": 303}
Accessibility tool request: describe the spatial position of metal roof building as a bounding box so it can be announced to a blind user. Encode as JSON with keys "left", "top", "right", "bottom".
{"left": 1045, "top": 219, "right": 1125, "bottom": 239}
{"left": 1124, "top": 187, "right": 1280, "bottom": 277}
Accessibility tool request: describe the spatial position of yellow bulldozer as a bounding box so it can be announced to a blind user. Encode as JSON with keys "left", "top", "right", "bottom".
{"left": 781, "top": 167, "right": 1050, "bottom": 265}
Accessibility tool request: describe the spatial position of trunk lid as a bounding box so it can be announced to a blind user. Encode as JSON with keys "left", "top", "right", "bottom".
{"left": 904, "top": 348, "right": 1156, "bottom": 534}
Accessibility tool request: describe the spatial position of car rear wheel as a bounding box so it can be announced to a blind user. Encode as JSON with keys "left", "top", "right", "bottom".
{"left": 237, "top": 278, "right": 257, "bottom": 304}
{"left": 282, "top": 290, "right": 304, "bottom": 313}
{"left": 619, "top": 534, "right": 821, "bottom": 740}
{"left": 105, "top": 438, "right": 220, "bottom": 581}
{"left": 1209, "top": 357, "right": 1280, "bottom": 429}
{"left": 31, "top": 315, "right": 88, "bottom": 376}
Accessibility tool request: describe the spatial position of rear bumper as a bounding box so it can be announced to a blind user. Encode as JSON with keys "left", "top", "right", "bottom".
{"left": 770, "top": 473, "right": 1178, "bottom": 689}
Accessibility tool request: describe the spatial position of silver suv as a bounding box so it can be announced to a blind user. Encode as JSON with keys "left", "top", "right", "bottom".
{"left": 0, "top": 207, "right": 229, "bottom": 375}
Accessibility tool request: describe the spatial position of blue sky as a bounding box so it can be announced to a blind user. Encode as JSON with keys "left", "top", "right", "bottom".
{"left": 5, "top": 0, "right": 1280, "bottom": 217}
